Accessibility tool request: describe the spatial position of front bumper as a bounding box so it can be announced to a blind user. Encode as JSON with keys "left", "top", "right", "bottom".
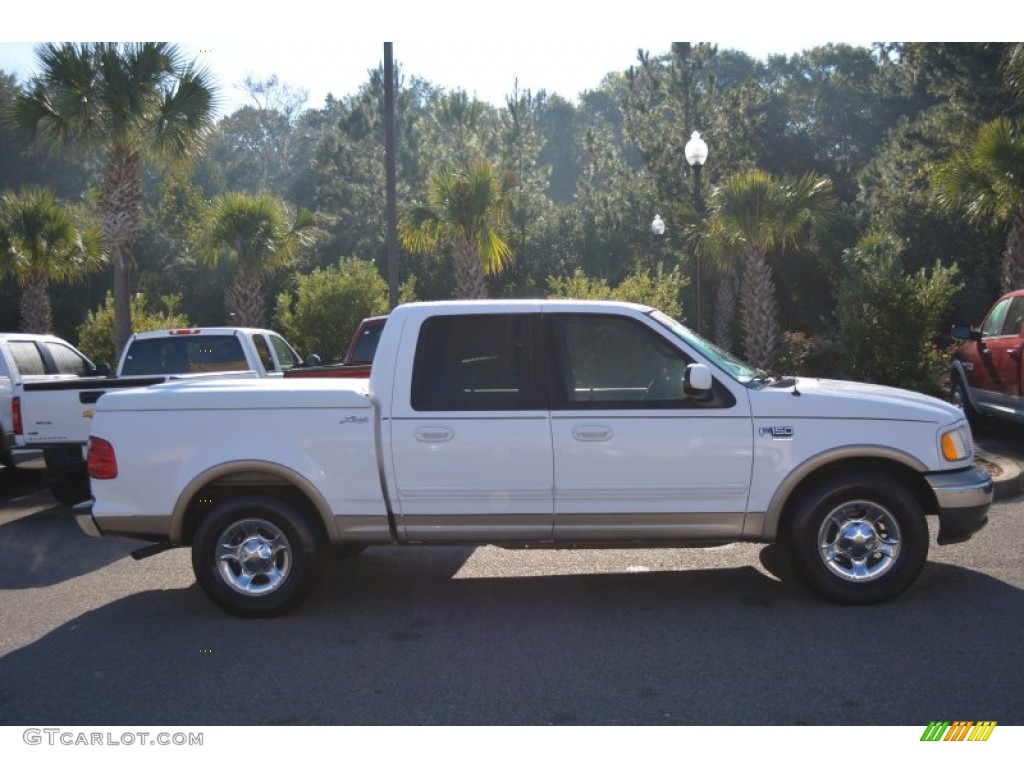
{"left": 926, "top": 465, "right": 993, "bottom": 544}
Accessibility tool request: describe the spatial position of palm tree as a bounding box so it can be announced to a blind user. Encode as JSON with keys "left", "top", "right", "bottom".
{"left": 8, "top": 43, "right": 216, "bottom": 354}
{"left": 0, "top": 187, "right": 105, "bottom": 333}
{"left": 399, "top": 161, "right": 512, "bottom": 299}
{"left": 934, "top": 117, "right": 1024, "bottom": 292}
{"left": 202, "top": 192, "right": 316, "bottom": 327}
{"left": 699, "top": 170, "right": 836, "bottom": 369}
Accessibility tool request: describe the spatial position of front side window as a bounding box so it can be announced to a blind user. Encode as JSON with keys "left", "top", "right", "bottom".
{"left": 412, "top": 314, "right": 541, "bottom": 411}
{"left": 45, "top": 341, "right": 91, "bottom": 375}
{"left": 999, "top": 297, "right": 1024, "bottom": 338}
{"left": 268, "top": 334, "right": 300, "bottom": 371}
{"left": 981, "top": 298, "right": 1012, "bottom": 338}
{"left": 550, "top": 313, "right": 734, "bottom": 409}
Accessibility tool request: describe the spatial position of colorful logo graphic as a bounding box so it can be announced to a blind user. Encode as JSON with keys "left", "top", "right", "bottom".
{"left": 920, "top": 721, "right": 997, "bottom": 742}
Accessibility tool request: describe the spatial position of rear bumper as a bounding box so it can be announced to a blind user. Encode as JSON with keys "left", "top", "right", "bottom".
{"left": 926, "top": 466, "right": 993, "bottom": 544}
{"left": 74, "top": 501, "right": 102, "bottom": 538}
{"left": 74, "top": 499, "right": 171, "bottom": 542}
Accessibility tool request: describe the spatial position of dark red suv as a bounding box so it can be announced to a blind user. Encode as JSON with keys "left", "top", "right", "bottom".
{"left": 950, "top": 288, "right": 1024, "bottom": 426}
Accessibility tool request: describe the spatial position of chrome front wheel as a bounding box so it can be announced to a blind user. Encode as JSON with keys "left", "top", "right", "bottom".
{"left": 787, "top": 471, "right": 928, "bottom": 604}
{"left": 817, "top": 501, "right": 901, "bottom": 582}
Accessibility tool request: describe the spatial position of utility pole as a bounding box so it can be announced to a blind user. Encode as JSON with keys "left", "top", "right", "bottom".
{"left": 384, "top": 42, "right": 399, "bottom": 309}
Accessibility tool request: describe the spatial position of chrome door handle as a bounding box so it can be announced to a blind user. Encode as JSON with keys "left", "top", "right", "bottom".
{"left": 572, "top": 425, "right": 612, "bottom": 442}
{"left": 414, "top": 426, "right": 454, "bottom": 443}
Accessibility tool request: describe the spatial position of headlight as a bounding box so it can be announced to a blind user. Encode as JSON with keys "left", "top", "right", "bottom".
{"left": 941, "top": 425, "right": 970, "bottom": 462}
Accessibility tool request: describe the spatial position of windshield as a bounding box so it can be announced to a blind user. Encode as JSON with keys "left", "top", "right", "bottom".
{"left": 648, "top": 310, "right": 762, "bottom": 385}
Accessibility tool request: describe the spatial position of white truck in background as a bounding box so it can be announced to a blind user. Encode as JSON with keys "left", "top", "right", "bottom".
{"left": 78, "top": 301, "right": 992, "bottom": 617}
{"left": 3, "top": 327, "right": 307, "bottom": 503}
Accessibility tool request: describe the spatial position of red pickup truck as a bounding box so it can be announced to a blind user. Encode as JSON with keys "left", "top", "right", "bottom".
{"left": 284, "top": 315, "right": 386, "bottom": 379}
{"left": 950, "top": 288, "right": 1024, "bottom": 426}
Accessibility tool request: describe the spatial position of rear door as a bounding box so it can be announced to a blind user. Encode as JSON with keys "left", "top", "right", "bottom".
{"left": 387, "top": 310, "right": 553, "bottom": 541}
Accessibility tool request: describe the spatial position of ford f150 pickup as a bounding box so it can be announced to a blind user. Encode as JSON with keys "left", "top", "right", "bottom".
{"left": 10, "top": 326, "right": 305, "bottom": 503}
{"left": 77, "top": 300, "right": 992, "bottom": 617}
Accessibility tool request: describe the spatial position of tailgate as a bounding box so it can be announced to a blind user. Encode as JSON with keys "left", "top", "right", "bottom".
{"left": 20, "top": 378, "right": 164, "bottom": 443}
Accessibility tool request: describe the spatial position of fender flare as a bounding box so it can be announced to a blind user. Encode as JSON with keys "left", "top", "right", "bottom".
{"left": 169, "top": 459, "right": 336, "bottom": 545}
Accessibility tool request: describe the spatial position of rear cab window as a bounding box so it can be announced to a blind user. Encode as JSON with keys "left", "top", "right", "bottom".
{"left": 121, "top": 335, "right": 248, "bottom": 375}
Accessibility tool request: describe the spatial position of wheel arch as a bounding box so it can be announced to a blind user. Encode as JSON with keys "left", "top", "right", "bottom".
{"left": 171, "top": 460, "right": 335, "bottom": 547}
{"left": 762, "top": 449, "right": 934, "bottom": 541}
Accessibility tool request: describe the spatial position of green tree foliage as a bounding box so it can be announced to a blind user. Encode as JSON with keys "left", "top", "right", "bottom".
{"left": 399, "top": 160, "right": 512, "bottom": 298}
{"left": 273, "top": 258, "right": 391, "bottom": 362}
{"left": 77, "top": 291, "right": 190, "bottom": 365}
{"left": 4, "top": 42, "right": 1022, "bottom": 387}
{"left": 933, "top": 115, "right": 1024, "bottom": 291}
{"left": 201, "top": 192, "right": 316, "bottom": 326}
{"left": 836, "top": 232, "right": 962, "bottom": 395}
{"left": 9, "top": 43, "right": 217, "bottom": 355}
{"left": 547, "top": 263, "right": 688, "bottom": 319}
{"left": 699, "top": 170, "right": 836, "bottom": 369}
{"left": 0, "top": 187, "right": 105, "bottom": 333}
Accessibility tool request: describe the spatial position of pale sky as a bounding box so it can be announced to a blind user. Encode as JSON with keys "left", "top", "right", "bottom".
{"left": 1, "top": 1, "right": 986, "bottom": 117}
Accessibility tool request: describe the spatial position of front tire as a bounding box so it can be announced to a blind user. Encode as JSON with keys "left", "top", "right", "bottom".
{"left": 951, "top": 374, "right": 985, "bottom": 430}
{"left": 786, "top": 472, "right": 929, "bottom": 605}
{"left": 192, "top": 494, "right": 325, "bottom": 617}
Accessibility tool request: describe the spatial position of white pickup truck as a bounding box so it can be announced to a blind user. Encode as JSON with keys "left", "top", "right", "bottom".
{"left": 6, "top": 327, "right": 305, "bottom": 503}
{"left": 77, "top": 300, "right": 993, "bottom": 617}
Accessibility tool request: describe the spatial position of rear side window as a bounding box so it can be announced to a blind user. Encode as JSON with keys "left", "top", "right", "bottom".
{"left": 8, "top": 341, "right": 46, "bottom": 375}
{"left": 412, "top": 314, "right": 542, "bottom": 411}
{"left": 121, "top": 336, "right": 248, "bottom": 375}
{"left": 45, "top": 341, "right": 91, "bottom": 375}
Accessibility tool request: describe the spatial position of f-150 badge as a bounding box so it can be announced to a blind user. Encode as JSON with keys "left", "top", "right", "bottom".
{"left": 759, "top": 426, "right": 794, "bottom": 440}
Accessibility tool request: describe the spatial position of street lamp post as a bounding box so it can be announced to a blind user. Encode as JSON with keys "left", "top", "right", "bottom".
{"left": 684, "top": 130, "right": 708, "bottom": 333}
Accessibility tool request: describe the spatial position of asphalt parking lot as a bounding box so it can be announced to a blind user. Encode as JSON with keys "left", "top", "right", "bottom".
{"left": 2, "top": 432, "right": 1023, "bottom": 726}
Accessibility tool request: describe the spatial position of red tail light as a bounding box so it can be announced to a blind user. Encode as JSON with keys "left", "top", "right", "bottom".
{"left": 87, "top": 437, "right": 118, "bottom": 479}
{"left": 12, "top": 396, "right": 22, "bottom": 435}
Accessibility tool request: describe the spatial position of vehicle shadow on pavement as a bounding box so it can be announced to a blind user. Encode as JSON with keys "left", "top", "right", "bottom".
{"left": 0, "top": 505, "right": 136, "bottom": 589}
{"left": 1, "top": 548, "right": 1022, "bottom": 726}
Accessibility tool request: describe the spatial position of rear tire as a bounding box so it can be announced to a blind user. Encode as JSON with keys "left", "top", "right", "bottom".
{"left": 785, "top": 472, "right": 929, "bottom": 605}
{"left": 192, "top": 494, "right": 325, "bottom": 617}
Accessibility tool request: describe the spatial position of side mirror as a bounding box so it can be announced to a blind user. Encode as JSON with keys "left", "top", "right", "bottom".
{"left": 91, "top": 362, "right": 112, "bottom": 377}
{"left": 304, "top": 353, "right": 322, "bottom": 367}
{"left": 685, "top": 363, "right": 713, "bottom": 395}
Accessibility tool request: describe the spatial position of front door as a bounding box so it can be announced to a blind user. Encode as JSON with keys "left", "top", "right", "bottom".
{"left": 546, "top": 312, "right": 753, "bottom": 542}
